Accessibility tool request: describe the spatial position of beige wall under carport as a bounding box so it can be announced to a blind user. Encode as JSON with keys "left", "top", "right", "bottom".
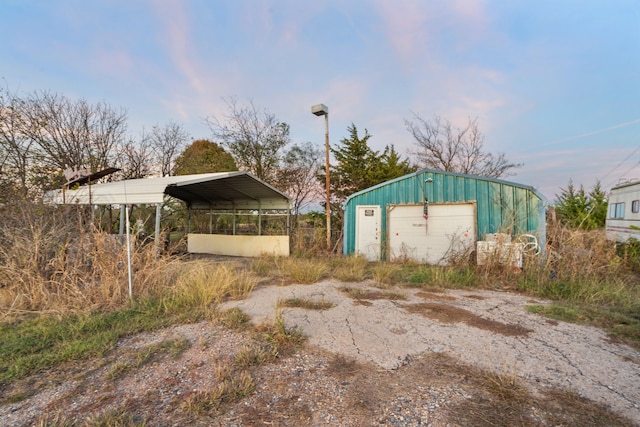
{"left": 187, "top": 234, "right": 289, "bottom": 257}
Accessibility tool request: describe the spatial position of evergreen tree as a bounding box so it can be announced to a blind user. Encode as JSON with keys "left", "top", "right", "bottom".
{"left": 375, "top": 144, "right": 415, "bottom": 182}
{"left": 555, "top": 180, "right": 607, "bottom": 230}
{"left": 323, "top": 124, "right": 415, "bottom": 225}
{"left": 328, "top": 124, "right": 379, "bottom": 204}
{"left": 587, "top": 181, "right": 608, "bottom": 228}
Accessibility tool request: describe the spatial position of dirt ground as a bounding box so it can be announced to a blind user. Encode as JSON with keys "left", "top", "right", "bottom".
{"left": 2, "top": 280, "right": 640, "bottom": 426}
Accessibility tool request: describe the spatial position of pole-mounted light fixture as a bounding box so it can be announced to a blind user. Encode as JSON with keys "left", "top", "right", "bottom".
{"left": 311, "top": 103, "right": 331, "bottom": 251}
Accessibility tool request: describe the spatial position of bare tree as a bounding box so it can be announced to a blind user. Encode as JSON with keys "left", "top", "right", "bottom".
{"left": 149, "top": 122, "right": 189, "bottom": 177}
{"left": 405, "top": 114, "right": 522, "bottom": 178}
{"left": 0, "top": 86, "right": 34, "bottom": 198}
{"left": 277, "top": 141, "right": 322, "bottom": 217}
{"left": 117, "top": 130, "right": 154, "bottom": 179}
{"left": 21, "top": 91, "right": 127, "bottom": 174}
{"left": 205, "top": 97, "right": 290, "bottom": 182}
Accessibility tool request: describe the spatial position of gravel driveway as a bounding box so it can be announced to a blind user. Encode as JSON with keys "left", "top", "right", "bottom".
{"left": 4, "top": 279, "right": 639, "bottom": 426}
{"left": 222, "top": 280, "right": 640, "bottom": 423}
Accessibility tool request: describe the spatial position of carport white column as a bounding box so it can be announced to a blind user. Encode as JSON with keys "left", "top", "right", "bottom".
{"left": 154, "top": 204, "right": 162, "bottom": 256}
{"left": 209, "top": 206, "right": 213, "bottom": 234}
{"left": 119, "top": 206, "right": 125, "bottom": 241}
{"left": 232, "top": 206, "right": 236, "bottom": 235}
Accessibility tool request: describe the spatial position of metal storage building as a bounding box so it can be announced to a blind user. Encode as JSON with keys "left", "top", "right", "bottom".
{"left": 343, "top": 168, "right": 547, "bottom": 263}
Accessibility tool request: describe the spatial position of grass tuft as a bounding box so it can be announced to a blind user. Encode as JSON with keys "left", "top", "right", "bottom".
{"left": 482, "top": 369, "right": 530, "bottom": 403}
{"left": 169, "top": 261, "right": 259, "bottom": 311}
{"left": 277, "top": 297, "right": 336, "bottom": 310}
{"left": 255, "top": 310, "right": 306, "bottom": 357}
{"left": 276, "top": 257, "right": 328, "bottom": 284}
{"left": 340, "top": 286, "right": 407, "bottom": 301}
{"left": 370, "top": 262, "right": 402, "bottom": 287}
{"left": 234, "top": 344, "right": 276, "bottom": 369}
{"left": 216, "top": 307, "right": 253, "bottom": 331}
{"left": 185, "top": 370, "right": 255, "bottom": 415}
{"left": 403, "top": 265, "right": 477, "bottom": 289}
{"left": 331, "top": 255, "right": 369, "bottom": 282}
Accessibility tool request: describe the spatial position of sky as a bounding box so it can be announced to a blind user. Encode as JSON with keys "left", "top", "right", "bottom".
{"left": 1, "top": 0, "right": 639, "bottom": 201}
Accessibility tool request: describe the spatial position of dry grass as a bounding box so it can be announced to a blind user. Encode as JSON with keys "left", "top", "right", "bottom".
{"left": 276, "top": 257, "right": 328, "bottom": 284}
{"left": 216, "top": 307, "right": 253, "bottom": 331}
{"left": 249, "top": 255, "right": 280, "bottom": 277}
{"left": 234, "top": 344, "right": 277, "bottom": 369}
{"left": 331, "top": 255, "right": 369, "bottom": 282}
{"left": 277, "top": 297, "right": 336, "bottom": 310}
{"left": 185, "top": 311, "right": 305, "bottom": 417}
{"left": 0, "top": 204, "right": 183, "bottom": 319}
{"left": 184, "top": 368, "right": 256, "bottom": 415}
{"left": 0, "top": 205, "right": 260, "bottom": 320}
{"left": 170, "top": 261, "right": 259, "bottom": 310}
{"left": 340, "top": 286, "right": 407, "bottom": 301}
{"left": 255, "top": 310, "right": 306, "bottom": 357}
{"left": 370, "top": 262, "right": 402, "bottom": 287}
{"left": 482, "top": 368, "right": 530, "bottom": 402}
{"left": 518, "top": 224, "right": 639, "bottom": 308}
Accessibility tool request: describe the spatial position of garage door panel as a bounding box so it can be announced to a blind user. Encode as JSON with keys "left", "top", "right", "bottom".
{"left": 388, "top": 203, "right": 476, "bottom": 264}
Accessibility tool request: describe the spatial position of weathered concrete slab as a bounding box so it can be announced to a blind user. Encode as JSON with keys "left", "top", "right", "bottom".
{"left": 221, "top": 280, "right": 640, "bottom": 422}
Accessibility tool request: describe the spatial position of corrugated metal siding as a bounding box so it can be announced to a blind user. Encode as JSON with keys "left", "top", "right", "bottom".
{"left": 343, "top": 169, "right": 546, "bottom": 256}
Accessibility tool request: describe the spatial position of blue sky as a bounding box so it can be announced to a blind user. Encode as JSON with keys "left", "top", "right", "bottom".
{"left": 1, "top": 0, "right": 639, "bottom": 200}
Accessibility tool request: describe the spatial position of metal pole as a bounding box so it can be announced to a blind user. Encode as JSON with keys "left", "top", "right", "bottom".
{"left": 325, "top": 113, "right": 331, "bottom": 252}
{"left": 125, "top": 205, "right": 133, "bottom": 299}
{"left": 154, "top": 204, "right": 162, "bottom": 257}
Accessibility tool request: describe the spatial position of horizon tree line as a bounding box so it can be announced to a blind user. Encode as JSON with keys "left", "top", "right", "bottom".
{"left": 1, "top": 86, "right": 525, "bottom": 231}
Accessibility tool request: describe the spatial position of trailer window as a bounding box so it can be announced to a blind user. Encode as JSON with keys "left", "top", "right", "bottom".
{"left": 633, "top": 200, "right": 639, "bottom": 213}
{"left": 609, "top": 202, "right": 625, "bottom": 219}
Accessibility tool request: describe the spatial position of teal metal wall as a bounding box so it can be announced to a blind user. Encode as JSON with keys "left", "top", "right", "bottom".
{"left": 343, "top": 168, "right": 547, "bottom": 258}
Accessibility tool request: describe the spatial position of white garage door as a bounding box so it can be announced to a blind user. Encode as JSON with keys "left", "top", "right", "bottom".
{"left": 388, "top": 203, "right": 476, "bottom": 264}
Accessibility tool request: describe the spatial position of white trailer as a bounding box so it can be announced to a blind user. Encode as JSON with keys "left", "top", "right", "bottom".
{"left": 606, "top": 180, "right": 640, "bottom": 242}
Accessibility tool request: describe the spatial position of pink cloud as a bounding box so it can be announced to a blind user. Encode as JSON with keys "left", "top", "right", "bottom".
{"left": 374, "top": 0, "right": 430, "bottom": 61}
{"left": 150, "top": 0, "right": 204, "bottom": 92}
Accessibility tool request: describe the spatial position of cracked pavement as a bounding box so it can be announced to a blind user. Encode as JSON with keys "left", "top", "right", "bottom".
{"left": 221, "top": 280, "right": 640, "bottom": 423}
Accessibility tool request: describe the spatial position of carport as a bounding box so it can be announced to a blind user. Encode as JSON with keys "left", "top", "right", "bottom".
{"left": 44, "top": 171, "right": 291, "bottom": 257}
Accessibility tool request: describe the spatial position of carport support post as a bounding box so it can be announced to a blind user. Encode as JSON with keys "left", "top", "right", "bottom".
{"left": 233, "top": 206, "right": 237, "bottom": 235}
{"left": 154, "top": 204, "right": 161, "bottom": 257}
{"left": 119, "top": 206, "right": 125, "bottom": 242}
{"left": 209, "top": 206, "right": 213, "bottom": 234}
{"left": 125, "top": 204, "right": 133, "bottom": 299}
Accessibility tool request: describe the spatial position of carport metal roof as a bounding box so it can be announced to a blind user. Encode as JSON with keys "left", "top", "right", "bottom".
{"left": 44, "top": 171, "right": 291, "bottom": 210}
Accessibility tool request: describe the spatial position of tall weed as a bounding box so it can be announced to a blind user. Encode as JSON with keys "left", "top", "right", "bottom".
{"left": 518, "top": 224, "right": 638, "bottom": 310}
{"left": 0, "top": 203, "right": 181, "bottom": 319}
{"left": 0, "top": 203, "right": 261, "bottom": 321}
